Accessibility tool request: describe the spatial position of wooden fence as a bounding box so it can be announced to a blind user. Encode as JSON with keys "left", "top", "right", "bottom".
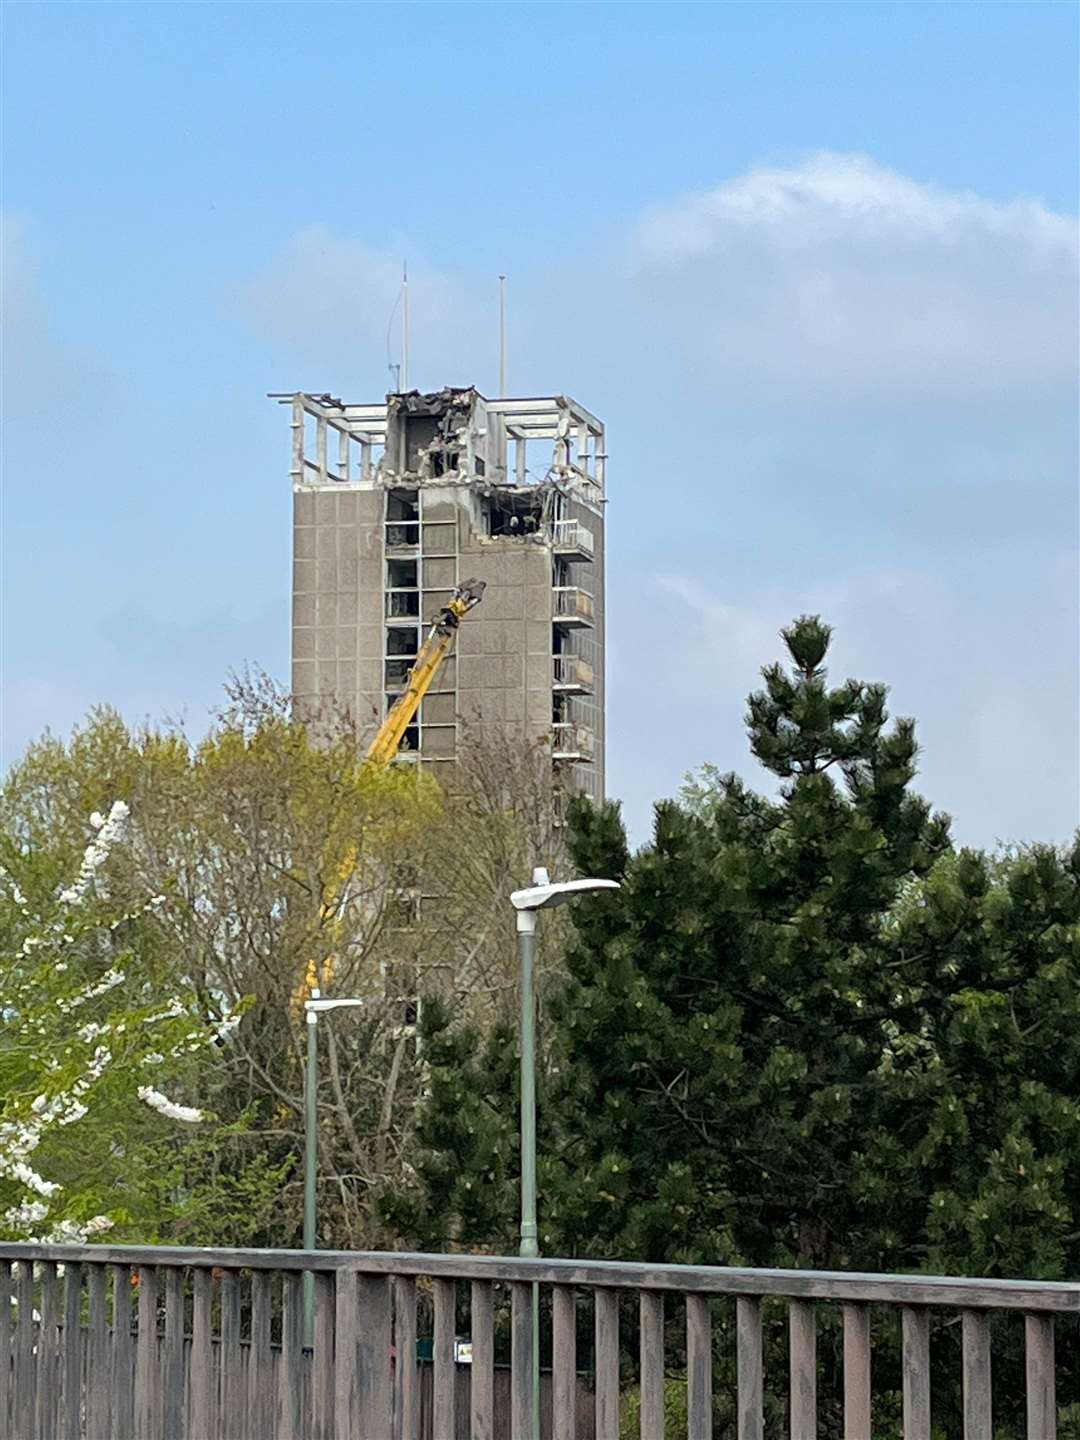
{"left": 0, "top": 1243, "right": 1075, "bottom": 1438}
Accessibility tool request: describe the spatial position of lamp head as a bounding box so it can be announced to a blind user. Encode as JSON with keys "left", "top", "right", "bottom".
{"left": 510, "top": 877, "right": 620, "bottom": 913}
{"left": 304, "top": 997, "right": 366, "bottom": 1016}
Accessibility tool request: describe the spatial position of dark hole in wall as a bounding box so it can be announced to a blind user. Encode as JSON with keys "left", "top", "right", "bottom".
{"left": 405, "top": 417, "right": 439, "bottom": 472}
{"left": 485, "top": 490, "right": 544, "bottom": 537}
{"left": 387, "top": 489, "right": 420, "bottom": 522}
{"left": 430, "top": 448, "right": 461, "bottom": 477}
{"left": 403, "top": 416, "right": 465, "bottom": 477}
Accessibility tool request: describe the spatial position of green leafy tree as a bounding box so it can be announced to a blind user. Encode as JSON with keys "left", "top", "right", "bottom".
{"left": 3, "top": 678, "right": 571, "bottom": 1249}
{"left": 2, "top": 690, "right": 446, "bottom": 1248}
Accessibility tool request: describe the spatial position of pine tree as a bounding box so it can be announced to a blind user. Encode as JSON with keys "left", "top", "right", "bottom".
{"left": 391, "top": 617, "right": 1080, "bottom": 1289}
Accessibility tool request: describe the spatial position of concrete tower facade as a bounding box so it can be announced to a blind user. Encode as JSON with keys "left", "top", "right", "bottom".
{"left": 285, "top": 387, "right": 606, "bottom": 802}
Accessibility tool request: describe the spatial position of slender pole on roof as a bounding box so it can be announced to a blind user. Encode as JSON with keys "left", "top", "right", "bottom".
{"left": 498, "top": 274, "right": 507, "bottom": 397}
{"left": 401, "top": 260, "right": 410, "bottom": 391}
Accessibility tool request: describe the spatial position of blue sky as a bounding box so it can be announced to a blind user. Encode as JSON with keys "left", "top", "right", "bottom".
{"left": 3, "top": 1, "right": 1078, "bottom": 847}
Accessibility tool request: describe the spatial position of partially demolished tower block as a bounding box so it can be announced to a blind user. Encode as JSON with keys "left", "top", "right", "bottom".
{"left": 286, "top": 387, "right": 606, "bottom": 803}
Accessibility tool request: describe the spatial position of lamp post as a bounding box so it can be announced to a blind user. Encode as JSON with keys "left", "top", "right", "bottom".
{"left": 302, "top": 990, "right": 365, "bottom": 1347}
{"left": 510, "top": 869, "right": 620, "bottom": 1438}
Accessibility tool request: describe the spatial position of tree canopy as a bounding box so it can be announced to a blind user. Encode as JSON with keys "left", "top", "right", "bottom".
{"left": 396, "top": 617, "right": 1080, "bottom": 1286}
{"left": 1, "top": 677, "right": 568, "bottom": 1248}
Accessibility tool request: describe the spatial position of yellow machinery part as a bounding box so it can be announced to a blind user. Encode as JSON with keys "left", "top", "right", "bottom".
{"left": 366, "top": 579, "right": 485, "bottom": 767}
{"left": 292, "top": 578, "right": 485, "bottom": 1014}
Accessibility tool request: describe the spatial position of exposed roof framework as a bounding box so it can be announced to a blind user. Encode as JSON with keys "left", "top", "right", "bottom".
{"left": 277, "top": 390, "right": 606, "bottom": 503}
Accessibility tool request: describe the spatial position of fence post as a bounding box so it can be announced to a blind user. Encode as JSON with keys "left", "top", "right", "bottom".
{"left": 842, "top": 1302, "right": 871, "bottom": 1440}
{"left": 962, "top": 1310, "right": 992, "bottom": 1440}
{"left": 789, "top": 1300, "right": 817, "bottom": 1440}
{"left": 335, "top": 1270, "right": 359, "bottom": 1440}
{"left": 639, "top": 1291, "right": 664, "bottom": 1440}
{"left": 686, "top": 1294, "right": 711, "bottom": 1440}
{"left": 511, "top": 1282, "right": 534, "bottom": 1440}
{"left": 87, "top": 1265, "right": 111, "bottom": 1439}
{"left": 1025, "top": 1313, "right": 1056, "bottom": 1440}
{"left": 469, "top": 1280, "right": 494, "bottom": 1440}
{"left": 737, "top": 1295, "right": 764, "bottom": 1440}
{"left": 357, "top": 1275, "right": 392, "bottom": 1439}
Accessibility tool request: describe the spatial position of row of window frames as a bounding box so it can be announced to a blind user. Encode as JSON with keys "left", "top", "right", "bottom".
{"left": 386, "top": 557, "right": 581, "bottom": 589}
{"left": 387, "top": 713, "right": 596, "bottom": 765}
{"left": 385, "top": 625, "right": 585, "bottom": 664}
{"left": 386, "top": 665, "right": 587, "bottom": 731}
{"left": 387, "top": 584, "right": 584, "bottom": 618}
{"left": 386, "top": 558, "right": 446, "bottom": 623}
{"left": 385, "top": 491, "right": 419, "bottom": 554}
{"left": 385, "top": 696, "right": 455, "bottom": 724}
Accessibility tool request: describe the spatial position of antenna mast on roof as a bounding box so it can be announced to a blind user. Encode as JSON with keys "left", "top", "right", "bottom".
{"left": 401, "top": 261, "right": 410, "bottom": 391}
{"left": 498, "top": 274, "right": 507, "bottom": 396}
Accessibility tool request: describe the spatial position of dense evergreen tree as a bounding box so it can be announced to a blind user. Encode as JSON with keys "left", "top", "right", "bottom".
{"left": 394, "top": 618, "right": 1080, "bottom": 1287}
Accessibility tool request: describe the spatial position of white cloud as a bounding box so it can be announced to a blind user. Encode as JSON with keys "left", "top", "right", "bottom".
{"left": 626, "top": 152, "right": 1078, "bottom": 395}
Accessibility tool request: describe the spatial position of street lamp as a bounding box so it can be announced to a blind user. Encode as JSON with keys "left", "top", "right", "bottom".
{"left": 303, "top": 989, "right": 365, "bottom": 1346}
{"left": 510, "top": 868, "right": 620, "bottom": 1436}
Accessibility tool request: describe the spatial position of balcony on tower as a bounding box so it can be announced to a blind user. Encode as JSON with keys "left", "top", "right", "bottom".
{"left": 552, "top": 519, "right": 595, "bottom": 560}
{"left": 552, "top": 587, "right": 594, "bottom": 628}
{"left": 552, "top": 655, "right": 595, "bottom": 694}
{"left": 552, "top": 723, "right": 596, "bottom": 761}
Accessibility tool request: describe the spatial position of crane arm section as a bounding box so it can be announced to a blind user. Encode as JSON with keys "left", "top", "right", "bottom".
{"left": 365, "top": 578, "right": 485, "bottom": 768}
{"left": 290, "top": 576, "right": 484, "bottom": 1015}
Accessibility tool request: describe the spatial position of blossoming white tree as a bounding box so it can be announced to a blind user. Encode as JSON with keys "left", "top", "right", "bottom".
{"left": 0, "top": 801, "right": 235, "bottom": 1243}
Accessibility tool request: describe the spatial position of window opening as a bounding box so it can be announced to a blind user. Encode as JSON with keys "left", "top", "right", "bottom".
{"left": 386, "top": 591, "right": 420, "bottom": 618}
{"left": 387, "top": 558, "right": 418, "bottom": 589}
{"left": 485, "top": 490, "right": 544, "bottom": 538}
{"left": 386, "top": 695, "right": 420, "bottom": 753}
{"left": 386, "top": 488, "right": 420, "bottom": 547}
{"left": 386, "top": 489, "right": 419, "bottom": 522}
{"left": 386, "top": 626, "right": 419, "bottom": 657}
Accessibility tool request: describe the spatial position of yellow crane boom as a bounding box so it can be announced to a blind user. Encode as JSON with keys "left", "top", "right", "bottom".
{"left": 366, "top": 577, "right": 486, "bottom": 767}
{"left": 294, "top": 576, "right": 486, "bottom": 1012}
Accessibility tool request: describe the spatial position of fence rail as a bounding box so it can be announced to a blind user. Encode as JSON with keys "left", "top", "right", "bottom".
{"left": 0, "top": 1243, "right": 1075, "bottom": 1439}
